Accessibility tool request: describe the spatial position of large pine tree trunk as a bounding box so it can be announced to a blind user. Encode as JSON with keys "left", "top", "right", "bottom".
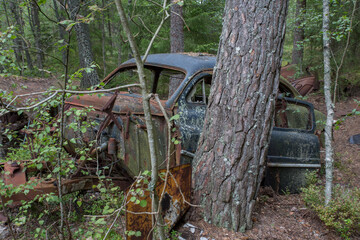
{"left": 193, "top": 0, "right": 289, "bottom": 231}
{"left": 292, "top": 0, "right": 306, "bottom": 66}
{"left": 68, "top": 0, "right": 99, "bottom": 88}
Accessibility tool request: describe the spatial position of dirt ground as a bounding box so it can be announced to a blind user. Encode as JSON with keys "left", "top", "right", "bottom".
{"left": 1, "top": 76, "right": 360, "bottom": 239}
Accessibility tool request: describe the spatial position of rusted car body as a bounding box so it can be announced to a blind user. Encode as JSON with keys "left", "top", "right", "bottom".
{"left": 63, "top": 53, "right": 320, "bottom": 233}
{"left": 1, "top": 53, "right": 321, "bottom": 238}
{"left": 280, "top": 64, "right": 320, "bottom": 96}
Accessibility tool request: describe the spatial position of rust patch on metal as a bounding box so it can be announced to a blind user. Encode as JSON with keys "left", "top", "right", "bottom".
{"left": 281, "top": 65, "right": 319, "bottom": 96}
{"left": 3, "top": 162, "right": 26, "bottom": 187}
{"left": 65, "top": 92, "right": 167, "bottom": 117}
{"left": 108, "top": 138, "right": 117, "bottom": 155}
{"left": 1, "top": 162, "right": 132, "bottom": 207}
{"left": 126, "top": 164, "right": 191, "bottom": 240}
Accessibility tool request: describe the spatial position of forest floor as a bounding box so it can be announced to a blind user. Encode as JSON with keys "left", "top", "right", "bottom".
{"left": 1, "top": 76, "right": 360, "bottom": 239}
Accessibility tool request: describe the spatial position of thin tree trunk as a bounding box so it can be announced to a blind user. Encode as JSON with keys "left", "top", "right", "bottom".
{"left": 53, "top": 0, "right": 67, "bottom": 65}
{"left": 68, "top": 0, "right": 99, "bottom": 88}
{"left": 101, "top": 0, "right": 107, "bottom": 77}
{"left": 29, "top": 1, "right": 45, "bottom": 72}
{"left": 332, "top": 0, "right": 357, "bottom": 103}
{"left": 114, "top": 21, "right": 122, "bottom": 65}
{"left": 292, "top": 0, "right": 306, "bottom": 67}
{"left": 0, "top": 122, "right": 5, "bottom": 159}
{"left": 8, "top": 1, "right": 25, "bottom": 73}
{"left": 323, "top": 0, "right": 334, "bottom": 206}
{"left": 30, "top": 1, "right": 45, "bottom": 69}
{"left": 170, "top": 0, "right": 184, "bottom": 53}
{"left": 107, "top": 6, "right": 114, "bottom": 56}
{"left": 2, "top": 0, "right": 22, "bottom": 73}
{"left": 15, "top": 2, "right": 34, "bottom": 71}
{"left": 2, "top": 0, "right": 11, "bottom": 27}
{"left": 114, "top": 1, "right": 166, "bottom": 239}
{"left": 193, "top": 0, "right": 289, "bottom": 231}
{"left": 169, "top": 0, "right": 184, "bottom": 96}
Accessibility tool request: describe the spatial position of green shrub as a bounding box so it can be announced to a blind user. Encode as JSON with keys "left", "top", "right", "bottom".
{"left": 301, "top": 183, "right": 360, "bottom": 239}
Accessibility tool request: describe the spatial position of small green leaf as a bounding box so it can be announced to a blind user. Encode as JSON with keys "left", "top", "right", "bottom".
{"left": 37, "top": 0, "right": 47, "bottom": 5}
{"left": 140, "top": 200, "right": 147, "bottom": 208}
{"left": 81, "top": 126, "right": 87, "bottom": 133}
{"left": 77, "top": 200, "right": 82, "bottom": 207}
{"left": 169, "top": 114, "right": 180, "bottom": 121}
{"left": 59, "top": 19, "right": 75, "bottom": 25}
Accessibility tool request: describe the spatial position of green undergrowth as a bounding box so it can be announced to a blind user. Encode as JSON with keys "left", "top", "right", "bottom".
{"left": 301, "top": 172, "right": 360, "bottom": 239}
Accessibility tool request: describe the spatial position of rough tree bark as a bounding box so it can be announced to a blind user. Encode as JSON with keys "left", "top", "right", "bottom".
{"left": 53, "top": 0, "right": 67, "bottom": 65}
{"left": 193, "top": 0, "right": 289, "bottom": 232}
{"left": 322, "top": 0, "right": 334, "bottom": 205}
{"left": 29, "top": 1, "right": 45, "bottom": 70}
{"left": 170, "top": 0, "right": 184, "bottom": 53}
{"left": 292, "top": 0, "right": 306, "bottom": 66}
{"left": 169, "top": 0, "right": 184, "bottom": 96}
{"left": 68, "top": 0, "right": 99, "bottom": 88}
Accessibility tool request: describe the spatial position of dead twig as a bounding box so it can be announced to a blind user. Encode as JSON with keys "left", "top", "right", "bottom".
{"left": 1, "top": 83, "right": 141, "bottom": 114}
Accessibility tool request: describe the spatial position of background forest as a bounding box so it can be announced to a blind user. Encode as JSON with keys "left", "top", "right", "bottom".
{"left": 0, "top": 0, "right": 359, "bottom": 96}
{"left": 1, "top": 0, "right": 360, "bottom": 239}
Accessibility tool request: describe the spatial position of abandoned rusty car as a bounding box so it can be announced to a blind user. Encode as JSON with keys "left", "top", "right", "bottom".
{"left": 1, "top": 53, "right": 322, "bottom": 237}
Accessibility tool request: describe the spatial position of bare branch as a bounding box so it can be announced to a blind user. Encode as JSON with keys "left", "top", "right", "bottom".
{"left": 333, "top": 0, "right": 357, "bottom": 103}
{"left": 2, "top": 84, "right": 141, "bottom": 113}
{"left": 136, "top": 16, "right": 168, "bottom": 40}
{"left": 143, "top": 0, "right": 169, "bottom": 61}
{"left": 31, "top": 0, "right": 61, "bottom": 26}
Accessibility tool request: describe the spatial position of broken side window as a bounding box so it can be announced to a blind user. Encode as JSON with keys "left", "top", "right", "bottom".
{"left": 104, "top": 68, "right": 153, "bottom": 93}
{"left": 275, "top": 98, "right": 314, "bottom": 131}
{"left": 186, "top": 75, "right": 212, "bottom": 104}
{"left": 156, "top": 70, "right": 185, "bottom": 100}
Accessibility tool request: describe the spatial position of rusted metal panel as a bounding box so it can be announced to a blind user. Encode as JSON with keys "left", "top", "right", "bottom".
{"left": 65, "top": 92, "right": 167, "bottom": 117}
{"left": 64, "top": 93, "right": 175, "bottom": 178}
{"left": 280, "top": 64, "right": 319, "bottom": 96}
{"left": 126, "top": 164, "right": 191, "bottom": 240}
{"left": 3, "top": 162, "right": 26, "bottom": 187}
{"left": 1, "top": 173, "right": 131, "bottom": 207}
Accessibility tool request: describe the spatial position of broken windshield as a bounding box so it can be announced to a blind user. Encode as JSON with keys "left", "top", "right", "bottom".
{"left": 103, "top": 67, "right": 185, "bottom": 100}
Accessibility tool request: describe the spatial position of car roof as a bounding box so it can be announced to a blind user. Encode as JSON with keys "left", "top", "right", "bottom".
{"left": 122, "top": 53, "right": 216, "bottom": 77}
{"left": 105, "top": 53, "right": 299, "bottom": 108}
